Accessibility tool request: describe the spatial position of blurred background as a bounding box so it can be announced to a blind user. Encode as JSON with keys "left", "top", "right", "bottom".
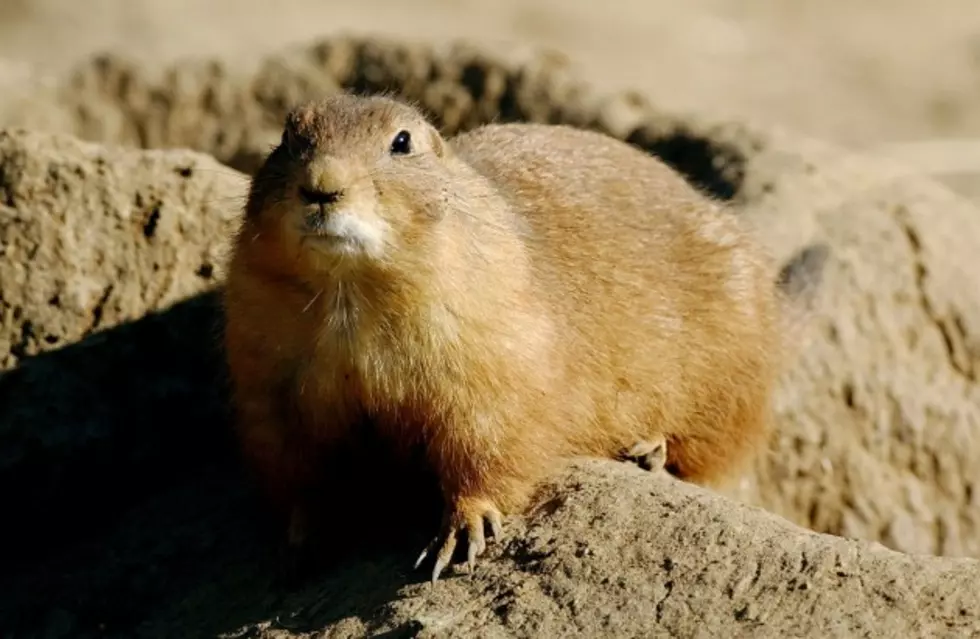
{"left": 3, "top": 0, "right": 980, "bottom": 152}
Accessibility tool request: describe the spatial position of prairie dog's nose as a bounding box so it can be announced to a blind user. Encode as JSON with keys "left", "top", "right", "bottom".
{"left": 298, "top": 186, "right": 343, "bottom": 207}
{"left": 303, "top": 155, "right": 353, "bottom": 204}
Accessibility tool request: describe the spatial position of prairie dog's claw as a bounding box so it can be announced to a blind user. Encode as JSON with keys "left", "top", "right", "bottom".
{"left": 415, "top": 500, "right": 504, "bottom": 584}
{"left": 414, "top": 542, "right": 435, "bottom": 570}
{"left": 622, "top": 435, "right": 668, "bottom": 472}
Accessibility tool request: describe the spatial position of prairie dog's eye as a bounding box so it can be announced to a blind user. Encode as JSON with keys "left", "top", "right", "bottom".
{"left": 390, "top": 130, "right": 412, "bottom": 155}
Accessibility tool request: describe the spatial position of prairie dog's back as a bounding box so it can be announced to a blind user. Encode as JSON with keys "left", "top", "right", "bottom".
{"left": 450, "top": 122, "right": 761, "bottom": 299}
{"left": 450, "top": 123, "right": 783, "bottom": 475}
{"left": 451, "top": 122, "right": 777, "bottom": 338}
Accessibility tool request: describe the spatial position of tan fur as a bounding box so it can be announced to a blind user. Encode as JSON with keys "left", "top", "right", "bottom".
{"left": 222, "top": 93, "right": 789, "bottom": 573}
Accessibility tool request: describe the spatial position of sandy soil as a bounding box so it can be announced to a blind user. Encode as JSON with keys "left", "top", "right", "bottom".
{"left": 3, "top": 0, "right": 980, "bottom": 152}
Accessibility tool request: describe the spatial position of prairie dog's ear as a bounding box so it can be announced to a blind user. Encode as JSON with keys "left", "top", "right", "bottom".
{"left": 282, "top": 110, "right": 302, "bottom": 154}
{"left": 428, "top": 126, "right": 448, "bottom": 159}
{"left": 280, "top": 126, "right": 296, "bottom": 157}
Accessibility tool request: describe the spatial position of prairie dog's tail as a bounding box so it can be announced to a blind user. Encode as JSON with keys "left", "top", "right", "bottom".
{"left": 774, "top": 242, "right": 830, "bottom": 357}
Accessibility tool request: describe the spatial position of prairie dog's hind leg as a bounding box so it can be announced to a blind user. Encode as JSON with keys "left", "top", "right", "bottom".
{"left": 619, "top": 434, "right": 668, "bottom": 472}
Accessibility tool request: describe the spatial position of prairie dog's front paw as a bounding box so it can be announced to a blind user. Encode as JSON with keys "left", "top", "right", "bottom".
{"left": 621, "top": 435, "right": 668, "bottom": 472}
{"left": 414, "top": 497, "right": 504, "bottom": 583}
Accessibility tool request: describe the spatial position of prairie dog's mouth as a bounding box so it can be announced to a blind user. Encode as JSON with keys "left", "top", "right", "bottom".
{"left": 299, "top": 208, "right": 387, "bottom": 258}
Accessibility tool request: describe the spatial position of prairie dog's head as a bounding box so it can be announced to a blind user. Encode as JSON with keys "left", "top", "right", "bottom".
{"left": 243, "top": 93, "right": 453, "bottom": 280}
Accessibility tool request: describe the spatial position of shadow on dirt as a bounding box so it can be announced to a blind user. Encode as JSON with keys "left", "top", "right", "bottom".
{"left": 0, "top": 290, "right": 445, "bottom": 638}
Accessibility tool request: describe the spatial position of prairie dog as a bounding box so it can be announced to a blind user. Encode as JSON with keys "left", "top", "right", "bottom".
{"left": 223, "top": 93, "right": 804, "bottom": 582}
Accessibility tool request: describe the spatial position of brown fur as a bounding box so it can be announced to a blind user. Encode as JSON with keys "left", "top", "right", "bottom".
{"left": 222, "top": 93, "right": 791, "bottom": 575}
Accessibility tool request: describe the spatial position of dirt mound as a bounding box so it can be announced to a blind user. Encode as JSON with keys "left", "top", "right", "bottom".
{"left": 0, "top": 39, "right": 590, "bottom": 176}
{"left": 4, "top": 35, "right": 979, "bottom": 558}
{"left": 2, "top": 37, "right": 980, "bottom": 637}
{"left": 0, "top": 129, "right": 246, "bottom": 562}
{"left": 725, "top": 127, "right": 980, "bottom": 559}
{"left": 365, "top": 461, "right": 980, "bottom": 638}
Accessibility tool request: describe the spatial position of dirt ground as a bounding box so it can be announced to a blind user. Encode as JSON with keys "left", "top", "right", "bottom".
{"left": 2, "top": 0, "right": 980, "bottom": 151}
